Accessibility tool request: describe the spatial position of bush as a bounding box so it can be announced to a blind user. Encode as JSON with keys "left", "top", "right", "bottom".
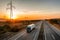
{"left": 10, "top": 26, "right": 19, "bottom": 32}
{"left": 49, "top": 19, "right": 58, "bottom": 24}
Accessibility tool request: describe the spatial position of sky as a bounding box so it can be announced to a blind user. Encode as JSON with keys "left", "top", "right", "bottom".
{"left": 0, "top": 0, "right": 60, "bottom": 20}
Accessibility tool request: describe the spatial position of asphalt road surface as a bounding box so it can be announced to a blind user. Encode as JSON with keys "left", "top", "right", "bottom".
{"left": 8, "top": 21, "right": 43, "bottom": 40}
{"left": 44, "top": 21, "right": 60, "bottom": 40}
{"left": 0, "top": 21, "right": 60, "bottom": 40}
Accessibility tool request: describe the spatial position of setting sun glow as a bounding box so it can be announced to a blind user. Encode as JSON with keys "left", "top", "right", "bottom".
{"left": 0, "top": 0, "right": 60, "bottom": 20}
{"left": 7, "top": 10, "right": 18, "bottom": 20}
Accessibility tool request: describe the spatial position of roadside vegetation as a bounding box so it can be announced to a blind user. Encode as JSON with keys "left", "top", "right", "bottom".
{"left": 0, "top": 20, "right": 40, "bottom": 39}
{"left": 0, "top": 20, "right": 40, "bottom": 34}
{"left": 48, "top": 19, "right": 60, "bottom": 30}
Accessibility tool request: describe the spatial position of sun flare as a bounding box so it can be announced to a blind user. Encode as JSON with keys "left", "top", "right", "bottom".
{"left": 7, "top": 10, "right": 18, "bottom": 19}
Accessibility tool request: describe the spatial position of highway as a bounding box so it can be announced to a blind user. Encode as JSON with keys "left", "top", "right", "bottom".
{"left": 44, "top": 21, "right": 60, "bottom": 40}
{"left": 0, "top": 21, "right": 60, "bottom": 40}
{"left": 8, "top": 21, "right": 43, "bottom": 40}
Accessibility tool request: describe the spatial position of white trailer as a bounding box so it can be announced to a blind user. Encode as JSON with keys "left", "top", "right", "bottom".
{"left": 26, "top": 24, "right": 35, "bottom": 33}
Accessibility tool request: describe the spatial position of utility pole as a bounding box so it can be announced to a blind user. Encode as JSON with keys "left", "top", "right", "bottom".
{"left": 10, "top": 0, "right": 13, "bottom": 19}
{"left": 6, "top": 0, "right": 15, "bottom": 20}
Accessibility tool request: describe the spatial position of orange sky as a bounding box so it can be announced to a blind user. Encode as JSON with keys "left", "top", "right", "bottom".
{"left": 0, "top": 0, "right": 60, "bottom": 20}
{"left": 0, "top": 11, "right": 60, "bottom": 20}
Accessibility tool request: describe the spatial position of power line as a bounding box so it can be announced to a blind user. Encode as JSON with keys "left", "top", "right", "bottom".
{"left": 6, "top": 0, "right": 15, "bottom": 19}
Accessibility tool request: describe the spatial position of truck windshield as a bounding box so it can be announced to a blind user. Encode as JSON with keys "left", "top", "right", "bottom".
{"left": 27, "top": 27, "right": 31, "bottom": 30}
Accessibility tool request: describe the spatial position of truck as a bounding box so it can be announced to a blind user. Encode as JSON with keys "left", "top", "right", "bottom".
{"left": 26, "top": 24, "right": 35, "bottom": 33}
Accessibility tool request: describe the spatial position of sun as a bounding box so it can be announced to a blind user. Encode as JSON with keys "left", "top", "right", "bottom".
{"left": 7, "top": 10, "right": 25, "bottom": 20}
{"left": 11, "top": 10, "right": 18, "bottom": 19}
{"left": 11, "top": 15, "right": 16, "bottom": 19}
{"left": 7, "top": 10, "right": 18, "bottom": 20}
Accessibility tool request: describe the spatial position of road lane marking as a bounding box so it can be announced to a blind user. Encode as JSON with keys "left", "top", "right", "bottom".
{"left": 15, "top": 32, "right": 26, "bottom": 40}
{"left": 44, "top": 22, "right": 48, "bottom": 40}
{"left": 46, "top": 21, "right": 60, "bottom": 36}
{"left": 51, "top": 34, "right": 55, "bottom": 40}
{"left": 33, "top": 21, "right": 43, "bottom": 40}
{"left": 8, "top": 31, "right": 26, "bottom": 40}
{"left": 44, "top": 28, "right": 47, "bottom": 40}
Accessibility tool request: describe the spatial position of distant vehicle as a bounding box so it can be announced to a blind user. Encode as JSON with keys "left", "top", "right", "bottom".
{"left": 26, "top": 24, "right": 35, "bottom": 33}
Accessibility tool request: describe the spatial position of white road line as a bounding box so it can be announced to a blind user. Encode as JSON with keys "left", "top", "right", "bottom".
{"left": 51, "top": 34, "right": 55, "bottom": 40}
{"left": 44, "top": 27, "right": 47, "bottom": 40}
{"left": 15, "top": 32, "right": 26, "bottom": 40}
{"left": 46, "top": 21, "right": 60, "bottom": 36}
{"left": 44, "top": 22, "right": 47, "bottom": 40}
{"left": 33, "top": 21, "right": 42, "bottom": 40}
{"left": 8, "top": 31, "right": 26, "bottom": 40}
